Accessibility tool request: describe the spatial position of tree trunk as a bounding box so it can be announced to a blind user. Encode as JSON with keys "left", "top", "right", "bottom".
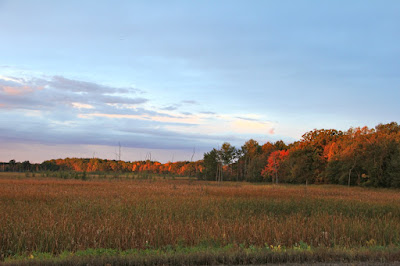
{"left": 220, "top": 164, "right": 223, "bottom": 182}
{"left": 348, "top": 167, "right": 352, "bottom": 187}
{"left": 216, "top": 163, "right": 219, "bottom": 181}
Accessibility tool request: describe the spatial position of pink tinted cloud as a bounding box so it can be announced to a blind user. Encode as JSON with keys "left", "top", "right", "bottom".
{"left": 2, "top": 85, "right": 41, "bottom": 95}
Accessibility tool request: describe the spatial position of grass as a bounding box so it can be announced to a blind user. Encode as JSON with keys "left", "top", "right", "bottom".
{"left": 4, "top": 246, "right": 400, "bottom": 265}
{"left": 1, "top": 174, "right": 400, "bottom": 264}
{"left": 0, "top": 171, "right": 194, "bottom": 181}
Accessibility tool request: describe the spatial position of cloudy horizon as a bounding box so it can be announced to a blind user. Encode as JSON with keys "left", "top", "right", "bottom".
{"left": 1, "top": 0, "right": 399, "bottom": 163}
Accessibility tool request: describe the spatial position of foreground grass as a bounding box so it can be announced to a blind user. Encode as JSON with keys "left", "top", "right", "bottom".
{"left": 4, "top": 246, "right": 400, "bottom": 265}
{"left": 1, "top": 176, "right": 400, "bottom": 263}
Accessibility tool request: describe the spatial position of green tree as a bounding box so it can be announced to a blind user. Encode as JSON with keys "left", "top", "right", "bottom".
{"left": 218, "top": 142, "right": 238, "bottom": 181}
{"left": 203, "top": 148, "right": 219, "bottom": 181}
{"left": 8, "top": 160, "right": 16, "bottom": 172}
{"left": 241, "top": 139, "right": 261, "bottom": 181}
{"left": 22, "top": 161, "right": 31, "bottom": 172}
{"left": 284, "top": 147, "right": 320, "bottom": 184}
{"left": 274, "top": 140, "right": 288, "bottom": 150}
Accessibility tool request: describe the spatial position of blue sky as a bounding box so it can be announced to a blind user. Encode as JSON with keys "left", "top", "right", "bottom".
{"left": 1, "top": 0, "right": 399, "bottom": 163}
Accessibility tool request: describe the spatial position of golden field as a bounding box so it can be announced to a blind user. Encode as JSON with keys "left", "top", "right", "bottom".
{"left": 1, "top": 175, "right": 400, "bottom": 260}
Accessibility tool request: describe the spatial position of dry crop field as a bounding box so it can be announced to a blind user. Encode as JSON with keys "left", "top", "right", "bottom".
{"left": 1, "top": 176, "right": 400, "bottom": 263}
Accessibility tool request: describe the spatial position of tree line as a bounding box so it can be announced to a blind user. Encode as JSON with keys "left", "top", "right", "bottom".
{"left": 2, "top": 122, "right": 399, "bottom": 187}
{"left": 0, "top": 158, "right": 204, "bottom": 178}
{"left": 203, "top": 122, "right": 400, "bottom": 187}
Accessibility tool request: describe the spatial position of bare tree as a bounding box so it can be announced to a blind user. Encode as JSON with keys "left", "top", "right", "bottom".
{"left": 114, "top": 142, "right": 122, "bottom": 161}
{"left": 191, "top": 146, "right": 196, "bottom": 162}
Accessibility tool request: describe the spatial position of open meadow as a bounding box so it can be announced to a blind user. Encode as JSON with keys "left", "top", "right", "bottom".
{"left": 1, "top": 174, "right": 400, "bottom": 265}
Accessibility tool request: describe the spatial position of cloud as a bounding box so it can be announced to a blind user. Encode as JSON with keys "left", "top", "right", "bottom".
{"left": 49, "top": 76, "right": 141, "bottom": 94}
{"left": 0, "top": 76, "right": 43, "bottom": 96}
{"left": 159, "top": 100, "right": 198, "bottom": 112}
{"left": 96, "top": 94, "right": 147, "bottom": 105}
{"left": 181, "top": 100, "right": 198, "bottom": 105}
{"left": 161, "top": 105, "right": 179, "bottom": 111}
{"left": 97, "top": 105, "right": 183, "bottom": 119}
{"left": 0, "top": 74, "right": 283, "bottom": 159}
{"left": 78, "top": 112, "right": 200, "bottom": 125}
{"left": 71, "top": 102, "right": 95, "bottom": 109}
{"left": 230, "top": 119, "right": 273, "bottom": 134}
{"left": 2, "top": 85, "right": 35, "bottom": 95}
{"left": 236, "top": 116, "right": 259, "bottom": 122}
{"left": 0, "top": 75, "right": 148, "bottom": 110}
{"left": 0, "top": 109, "right": 233, "bottom": 153}
{"left": 164, "top": 113, "right": 277, "bottom": 145}
{"left": 200, "top": 111, "right": 216, "bottom": 115}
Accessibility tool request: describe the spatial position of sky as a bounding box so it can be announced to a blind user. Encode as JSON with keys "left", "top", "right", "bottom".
{"left": 0, "top": 0, "right": 399, "bottom": 163}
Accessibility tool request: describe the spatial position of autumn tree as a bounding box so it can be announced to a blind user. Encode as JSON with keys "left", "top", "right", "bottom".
{"left": 261, "top": 150, "right": 289, "bottom": 183}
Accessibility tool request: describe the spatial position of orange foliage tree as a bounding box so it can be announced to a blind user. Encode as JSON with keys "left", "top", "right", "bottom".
{"left": 261, "top": 150, "right": 289, "bottom": 183}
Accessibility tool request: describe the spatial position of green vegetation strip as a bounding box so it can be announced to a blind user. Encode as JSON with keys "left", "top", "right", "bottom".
{"left": 3, "top": 245, "right": 400, "bottom": 265}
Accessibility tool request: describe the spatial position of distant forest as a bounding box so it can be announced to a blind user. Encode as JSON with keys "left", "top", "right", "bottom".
{"left": 2, "top": 122, "right": 400, "bottom": 188}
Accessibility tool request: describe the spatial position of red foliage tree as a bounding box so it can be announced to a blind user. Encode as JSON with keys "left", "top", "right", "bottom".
{"left": 261, "top": 150, "right": 289, "bottom": 183}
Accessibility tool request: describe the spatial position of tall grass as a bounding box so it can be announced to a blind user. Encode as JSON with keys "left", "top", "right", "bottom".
{"left": 1, "top": 178, "right": 400, "bottom": 259}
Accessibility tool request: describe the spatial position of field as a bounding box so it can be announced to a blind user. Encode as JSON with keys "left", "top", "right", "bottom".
{"left": 1, "top": 174, "right": 400, "bottom": 265}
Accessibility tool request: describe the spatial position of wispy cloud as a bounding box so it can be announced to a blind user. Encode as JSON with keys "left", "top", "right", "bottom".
{"left": 181, "top": 100, "right": 198, "bottom": 105}
{"left": 200, "top": 111, "right": 216, "bottom": 115}
{"left": 160, "top": 100, "right": 198, "bottom": 111}
{"left": 235, "top": 116, "right": 259, "bottom": 122}
{"left": 0, "top": 74, "right": 282, "bottom": 157}
{"left": 164, "top": 113, "right": 276, "bottom": 139}
{"left": 161, "top": 105, "right": 179, "bottom": 111}
{"left": 49, "top": 76, "right": 142, "bottom": 94}
{"left": 71, "top": 102, "right": 95, "bottom": 109}
{"left": 78, "top": 112, "right": 200, "bottom": 125}
{"left": 0, "top": 75, "right": 148, "bottom": 110}
{"left": 0, "top": 76, "right": 43, "bottom": 96}
{"left": 2, "top": 85, "right": 36, "bottom": 95}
